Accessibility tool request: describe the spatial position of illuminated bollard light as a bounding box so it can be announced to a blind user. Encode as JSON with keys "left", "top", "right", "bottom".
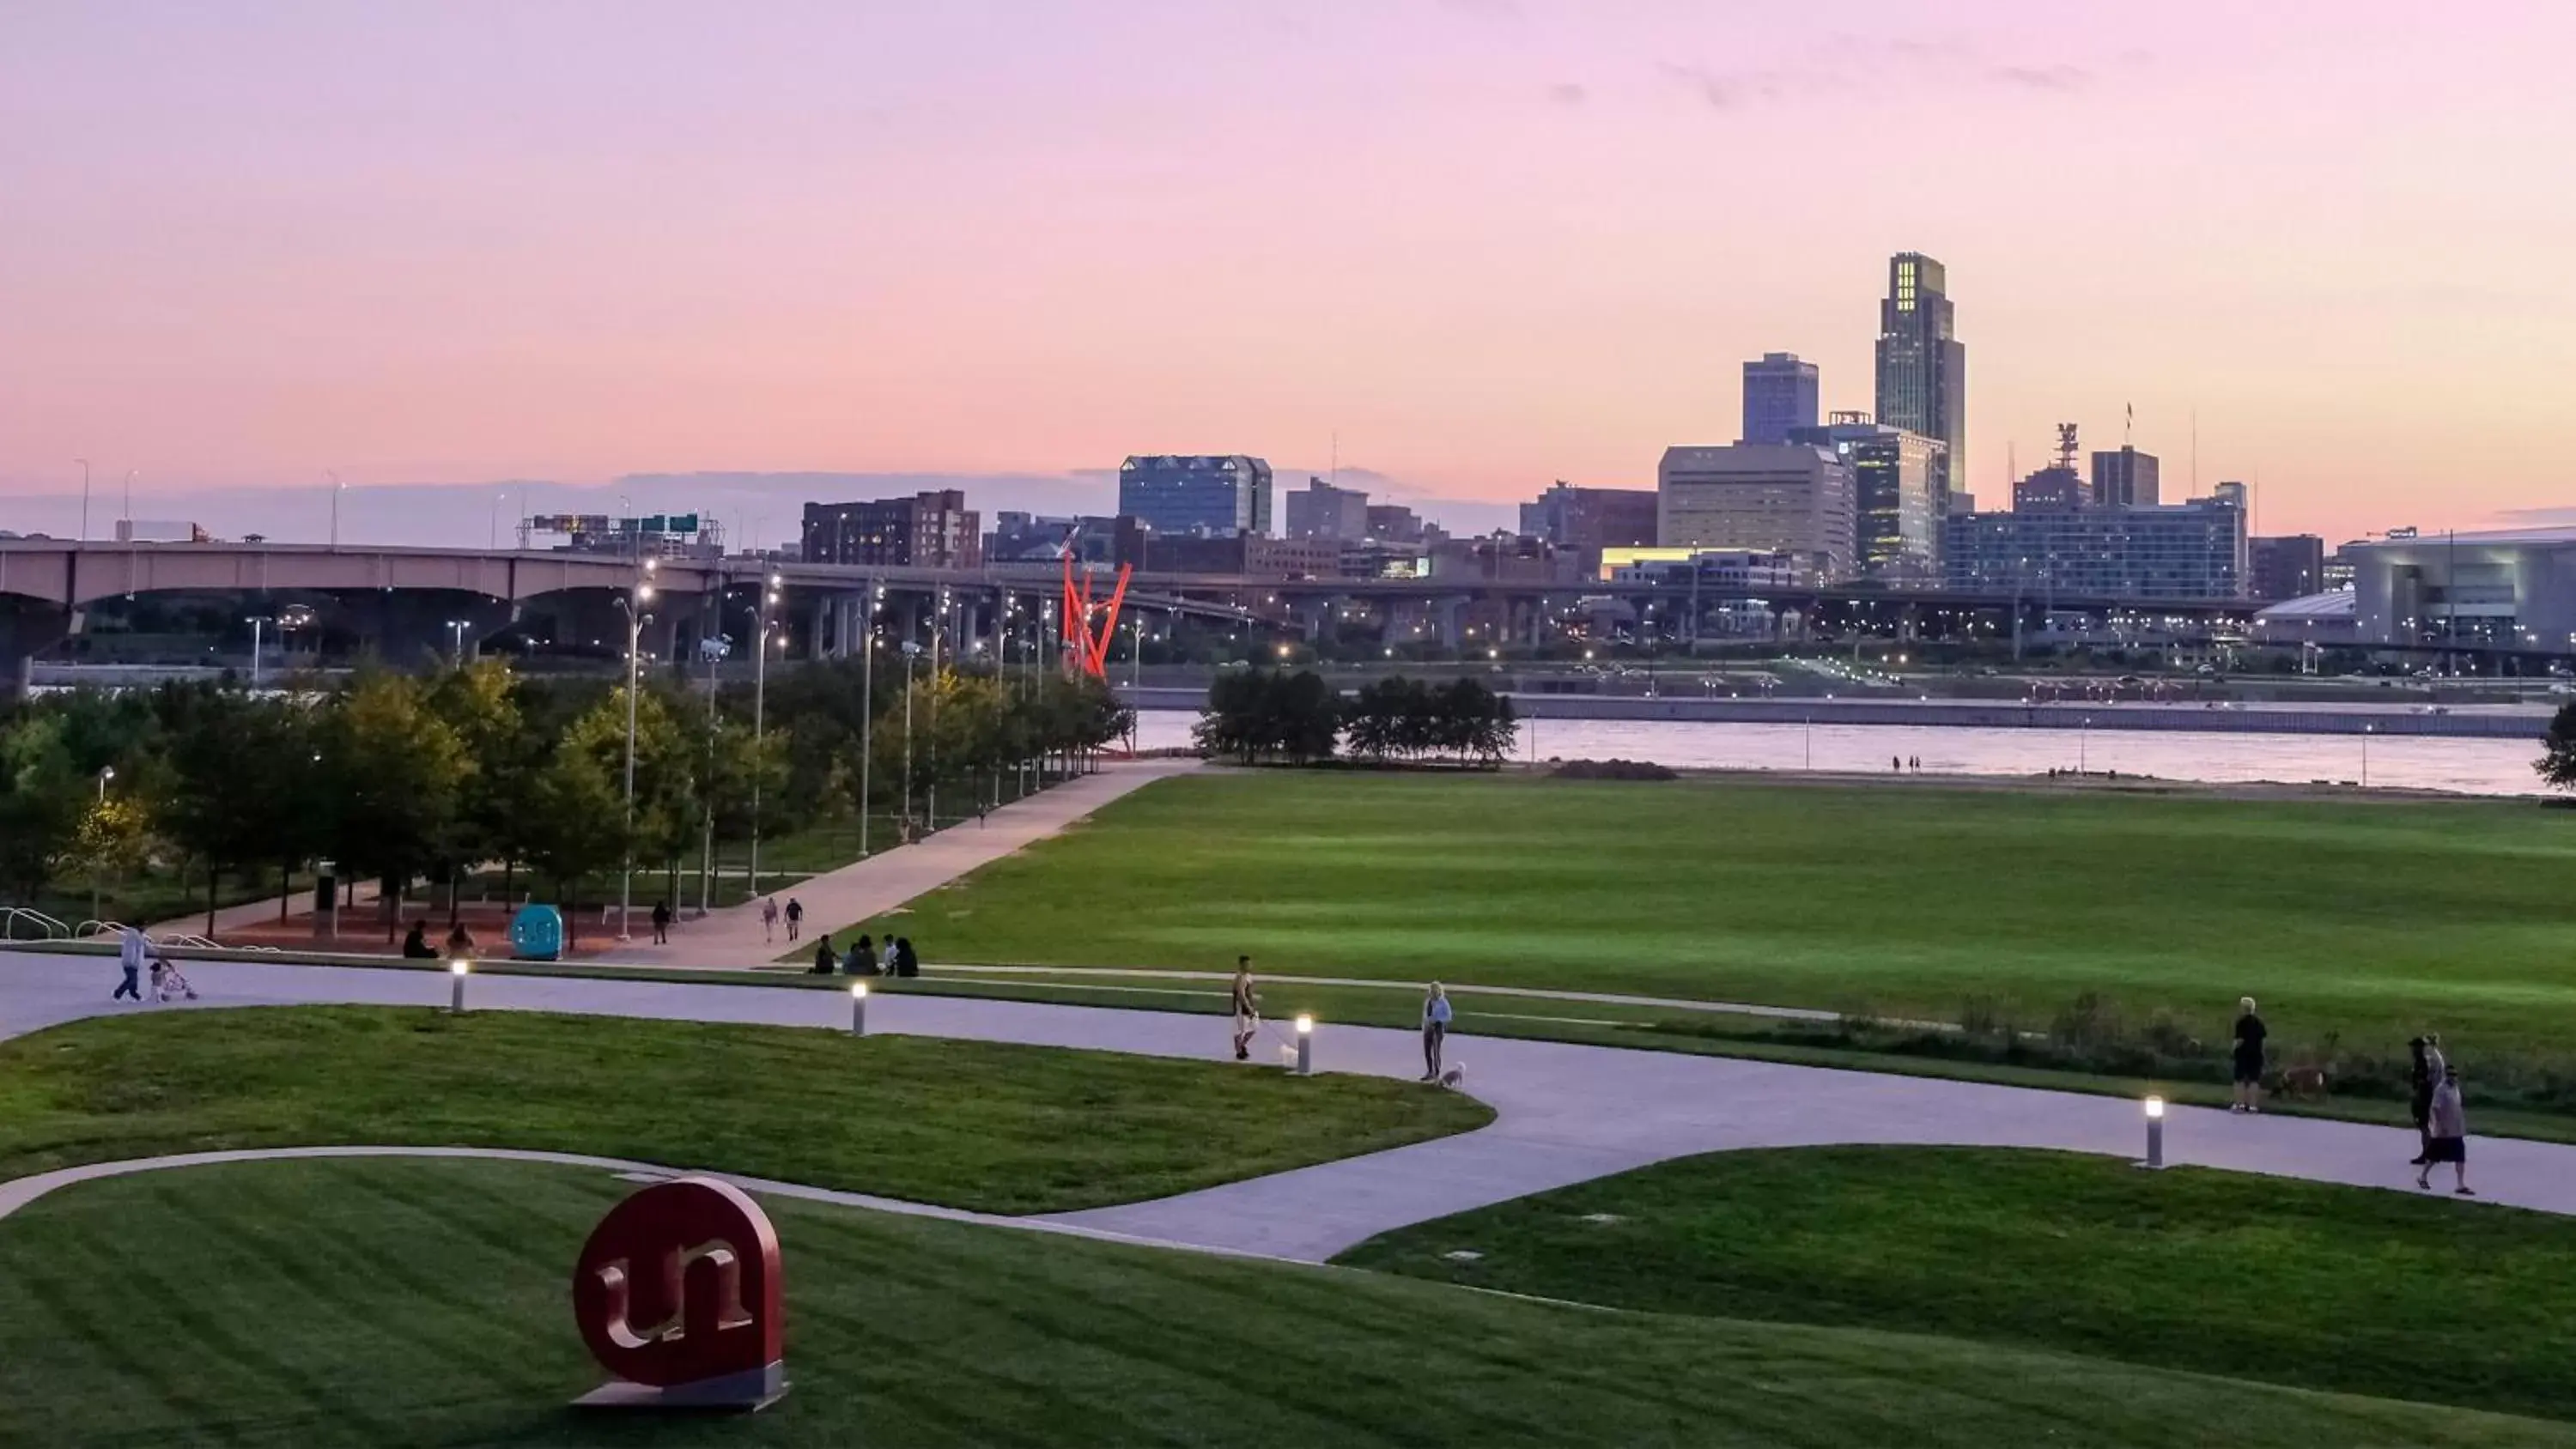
{"left": 450, "top": 959, "right": 471, "bottom": 1015}
{"left": 2142, "top": 1094, "right": 2166, "bottom": 1170}
{"left": 1294, "top": 1013, "right": 1314, "bottom": 1076}
{"left": 850, "top": 981, "right": 868, "bottom": 1037}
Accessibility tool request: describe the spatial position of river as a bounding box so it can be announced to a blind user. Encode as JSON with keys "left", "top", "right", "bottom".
{"left": 1125, "top": 711, "right": 2549, "bottom": 796}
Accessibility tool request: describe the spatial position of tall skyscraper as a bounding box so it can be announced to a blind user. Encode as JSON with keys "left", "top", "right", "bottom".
{"left": 2092, "top": 446, "right": 2161, "bottom": 508}
{"left": 1873, "top": 253, "right": 1965, "bottom": 517}
{"left": 1741, "top": 352, "right": 1820, "bottom": 446}
{"left": 1116, "top": 455, "right": 1274, "bottom": 537}
{"left": 1786, "top": 414, "right": 1945, "bottom": 582}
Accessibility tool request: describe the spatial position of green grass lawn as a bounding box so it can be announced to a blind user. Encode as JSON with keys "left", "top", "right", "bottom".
{"left": 857, "top": 772, "right": 2576, "bottom": 1070}
{"left": 1, "top": 1157, "right": 2564, "bottom": 1448}
{"left": 1340, "top": 1145, "right": 2576, "bottom": 1424}
{"left": 0, "top": 1007, "right": 1487, "bottom": 1213}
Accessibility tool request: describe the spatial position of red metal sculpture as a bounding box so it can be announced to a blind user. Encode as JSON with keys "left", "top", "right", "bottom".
{"left": 571, "top": 1176, "right": 788, "bottom": 1410}
{"left": 1060, "top": 553, "right": 1133, "bottom": 679}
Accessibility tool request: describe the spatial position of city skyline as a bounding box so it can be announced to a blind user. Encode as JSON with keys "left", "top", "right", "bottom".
{"left": 6, "top": 2, "right": 2574, "bottom": 545}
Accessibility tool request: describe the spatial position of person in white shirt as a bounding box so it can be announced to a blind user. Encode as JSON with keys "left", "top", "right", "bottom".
{"left": 1422, "top": 982, "right": 1455, "bottom": 1082}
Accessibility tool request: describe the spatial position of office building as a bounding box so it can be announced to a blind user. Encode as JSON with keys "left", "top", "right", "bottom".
{"left": 1741, "top": 353, "right": 1820, "bottom": 446}
{"left": 2250, "top": 534, "right": 2329, "bottom": 602}
{"left": 1520, "top": 482, "right": 1659, "bottom": 552}
{"left": 2013, "top": 465, "right": 2092, "bottom": 512}
{"left": 1942, "top": 496, "right": 2250, "bottom": 599}
{"left": 1873, "top": 252, "right": 1965, "bottom": 514}
{"left": 1366, "top": 503, "right": 1427, "bottom": 545}
{"left": 1785, "top": 413, "right": 1946, "bottom": 583}
{"left": 1657, "top": 444, "right": 1858, "bottom": 584}
{"left": 1608, "top": 549, "right": 1801, "bottom": 592}
{"left": 1284, "top": 476, "right": 1371, "bottom": 543}
{"left": 2092, "top": 446, "right": 2161, "bottom": 508}
{"left": 1116, "top": 455, "right": 1273, "bottom": 537}
{"left": 801, "top": 491, "right": 981, "bottom": 568}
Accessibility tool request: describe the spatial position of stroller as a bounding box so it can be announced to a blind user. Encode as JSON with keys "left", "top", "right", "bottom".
{"left": 149, "top": 957, "right": 199, "bottom": 1003}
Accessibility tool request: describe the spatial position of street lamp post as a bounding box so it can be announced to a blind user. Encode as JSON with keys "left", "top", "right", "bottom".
{"left": 446, "top": 619, "right": 470, "bottom": 667}
{"left": 328, "top": 470, "right": 342, "bottom": 549}
{"left": 76, "top": 458, "right": 90, "bottom": 543}
{"left": 2362, "top": 724, "right": 2373, "bottom": 789}
{"left": 615, "top": 563, "right": 658, "bottom": 942}
{"left": 860, "top": 582, "right": 879, "bottom": 857}
{"left": 749, "top": 574, "right": 781, "bottom": 891}
{"left": 901, "top": 638, "right": 922, "bottom": 840}
{"left": 246, "top": 615, "right": 273, "bottom": 690}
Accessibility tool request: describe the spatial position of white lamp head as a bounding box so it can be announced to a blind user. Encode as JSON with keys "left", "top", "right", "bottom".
{"left": 452, "top": 959, "right": 471, "bottom": 976}
{"left": 1293, "top": 1013, "right": 1314, "bottom": 1036}
{"left": 851, "top": 982, "right": 868, "bottom": 999}
{"left": 2143, "top": 1095, "right": 2165, "bottom": 1120}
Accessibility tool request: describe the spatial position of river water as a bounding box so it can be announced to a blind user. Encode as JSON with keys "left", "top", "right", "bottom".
{"left": 1127, "top": 711, "right": 2547, "bottom": 796}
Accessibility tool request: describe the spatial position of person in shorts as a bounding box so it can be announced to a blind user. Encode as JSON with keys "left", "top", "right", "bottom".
{"left": 2231, "top": 996, "right": 2268, "bottom": 1113}
{"left": 2418, "top": 1064, "right": 2473, "bottom": 1196}
{"left": 1230, "top": 956, "right": 1260, "bottom": 1062}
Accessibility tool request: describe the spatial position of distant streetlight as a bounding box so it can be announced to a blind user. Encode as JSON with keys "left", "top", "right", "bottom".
{"left": 96, "top": 765, "right": 114, "bottom": 803}
{"left": 446, "top": 618, "right": 471, "bottom": 666}
{"left": 614, "top": 577, "right": 653, "bottom": 942}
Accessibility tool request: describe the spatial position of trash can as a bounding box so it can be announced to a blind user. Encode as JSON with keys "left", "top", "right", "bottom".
{"left": 509, "top": 904, "right": 565, "bottom": 962}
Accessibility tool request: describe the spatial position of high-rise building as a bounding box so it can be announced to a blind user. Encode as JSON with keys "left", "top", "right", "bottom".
{"left": 1519, "top": 482, "right": 1659, "bottom": 552}
{"left": 1942, "top": 496, "right": 2250, "bottom": 599}
{"left": 2250, "top": 534, "right": 2329, "bottom": 601}
{"left": 1741, "top": 353, "right": 1820, "bottom": 446}
{"left": 2092, "top": 446, "right": 2162, "bottom": 508}
{"left": 1284, "top": 476, "right": 1371, "bottom": 542}
{"left": 1873, "top": 252, "right": 1965, "bottom": 516}
{"left": 1657, "top": 444, "right": 1858, "bottom": 583}
{"left": 1786, "top": 414, "right": 1946, "bottom": 582}
{"left": 801, "top": 490, "right": 981, "bottom": 568}
{"left": 1116, "top": 455, "right": 1274, "bottom": 537}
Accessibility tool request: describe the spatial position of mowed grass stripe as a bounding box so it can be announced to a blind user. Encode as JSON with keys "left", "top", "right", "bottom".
{"left": 3, "top": 1157, "right": 2570, "bottom": 1447}
{"left": 867, "top": 772, "right": 2576, "bottom": 1062}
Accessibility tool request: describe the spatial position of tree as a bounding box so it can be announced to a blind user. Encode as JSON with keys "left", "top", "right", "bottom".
{"left": 425, "top": 659, "right": 529, "bottom": 916}
{"left": 0, "top": 713, "right": 86, "bottom": 906}
{"left": 1193, "top": 669, "right": 1337, "bottom": 765}
{"left": 319, "top": 672, "right": 471, "bottom": 939}
{"left": 160, "top": 687, "right": 319, "bottom": 935}
{"left": 518, "top": 741, "right": 627, "bottom": 946}
{"left": 2540, "top": 702, "right": 2576, "bottom": 790}
{"left": 70, "top": 794, "right": 154, "bottom": 922}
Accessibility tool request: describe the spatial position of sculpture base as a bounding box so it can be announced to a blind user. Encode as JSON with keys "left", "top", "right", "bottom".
{"left": 574, "top": 1362, "right": 787, "bottom": 1413}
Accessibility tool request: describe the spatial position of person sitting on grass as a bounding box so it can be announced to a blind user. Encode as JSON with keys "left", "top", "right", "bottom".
{"left": 850, "top": 934, "right": 878, "bottom": 976}
{"left": 2418, "top": 1064, "right": 2474, "bottom": 1197}
{"left": 401, "top": 920, "right": 438, "bottom": 959}
{"left": 445, "top": 921, "right": 476, "bottom": 961}
{"left": 811, "top": 933, "right": 838, "bottom": 975}
{"left": 894, "top": 937, "right": 920, "bottom": 978}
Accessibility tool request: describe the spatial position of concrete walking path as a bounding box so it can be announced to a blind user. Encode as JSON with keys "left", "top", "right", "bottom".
{"left": 4, "top": 952, "right": 2567, "bottom": 1264}
{"left": 592, "top": 758, "right": 1200, "bottom": 970}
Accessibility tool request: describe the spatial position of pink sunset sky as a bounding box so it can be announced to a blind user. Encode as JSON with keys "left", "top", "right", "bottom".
{"left": 3, "top": 0, "right": 2573, "bottom": 548}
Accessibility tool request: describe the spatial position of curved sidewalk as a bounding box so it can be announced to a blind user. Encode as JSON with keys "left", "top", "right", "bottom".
{"left": 4, "top": 952, "right": 2569, "bottom": 1263}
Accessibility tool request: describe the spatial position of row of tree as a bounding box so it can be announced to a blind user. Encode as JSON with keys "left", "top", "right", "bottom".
{"left": 1193, "top": 670, "right": 1516, "bottom": 767}
{"left": 0, "top": 657, "right": 1133, "bottom": 940}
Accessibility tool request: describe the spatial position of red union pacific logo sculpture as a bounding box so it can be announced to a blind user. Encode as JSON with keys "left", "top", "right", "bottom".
{"left": 571, "top": 1176, "right": 788, "bottom": 1410}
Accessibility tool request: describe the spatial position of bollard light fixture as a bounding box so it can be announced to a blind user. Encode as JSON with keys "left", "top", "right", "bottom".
{"left": 2142, "top": 1094, "right": 2166, "bottom": 1170}
{"left": 449, "top": 958, "right": 471, "bottom": 1014}
{"left": 1291, "top": 1014, "right": 1315, "bottom": 1076}
{"left": 1294, "top": 1014, "right": 1313, "bottom": 1035}
{"left": 849, "top": 979, "right": 869, "bottom": 1036}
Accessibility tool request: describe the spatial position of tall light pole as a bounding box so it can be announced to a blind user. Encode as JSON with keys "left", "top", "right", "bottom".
{"left": 446, "top": 619, "right": 470, "bottom": 666}
{"left": 861, "top": 582, "right": 878, "bottom": 857}
{"left": 2362, "top": 724, "right": 2373, "bottom": 789}
{"left": 749, "top": 573, "right": 781, "bottom": 891}
{"left": 245, "top": 615, "right": 273, "bottom": 690}
{"left": 328, "top": 470, "right": 343, "bottom": 548}
{"left": 616, "top": 561, "right": 658, "bottom": 941}
{"left": 92, "top": 767, "right": 115, "bottom": 922}
{"left": 76, "top": 458, "right": 90, "bottom": 543}
{"left": 901, "top": 638, "right": 922, "bottom": 840}
{"left": 928, "top": 587, "right": 945, "bottom": 831}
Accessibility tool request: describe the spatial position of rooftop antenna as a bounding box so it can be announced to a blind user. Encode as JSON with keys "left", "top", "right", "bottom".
{"left": 2123, "top": 402, "right": 2133, "bottom": 449}
{"left": 2190, "top": 408, "right": 2199, "bottom": 497}
{"left": 1329, "top": 431, "right": 1339, "bottom": 487}
{"left": 2054, "top": 422, "right": 2080, "bottom": 474}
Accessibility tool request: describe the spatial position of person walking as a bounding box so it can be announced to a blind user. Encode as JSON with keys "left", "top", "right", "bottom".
{"left": 1230, "top": 956, "right": 1260, "bottom": 1062}
{"left": 811, "top": 932, "right": 838, "bottom": 975}
{"left": 112, "top": 925, "right": 150, "bottom": 1002}
{"left": 760, "top": 897, "right": 780, "bottom": 944}
{"left": 2418, "top": 1064, "right": 2473, "bottom": 1196}
{"left": 2230, "top": 996, "right": 2268, "bottom": 1113}
{"left": 784, "top": 897, "right": 804, "bottom": 943}
{"left": 2408, "top": 1037, "right": 2437, "bottom": 1166}
{"left": 1421, "top": 982, "right": 1454, "bottom": 1082}
{"left": 650, "top": 900, "right": 672, "bottom": 946}
{"left": 850, "top": 933, "right": 876, "bottom": 976}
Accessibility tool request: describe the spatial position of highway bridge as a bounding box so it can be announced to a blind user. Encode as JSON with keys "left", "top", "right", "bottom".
{"left": 0, "top": 537, "right": 2269, "bottom": 691}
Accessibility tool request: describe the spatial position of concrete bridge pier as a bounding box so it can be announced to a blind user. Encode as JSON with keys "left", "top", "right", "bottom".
{"left": 1437, "top": 597, "right": 1466, "bottom": 652}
